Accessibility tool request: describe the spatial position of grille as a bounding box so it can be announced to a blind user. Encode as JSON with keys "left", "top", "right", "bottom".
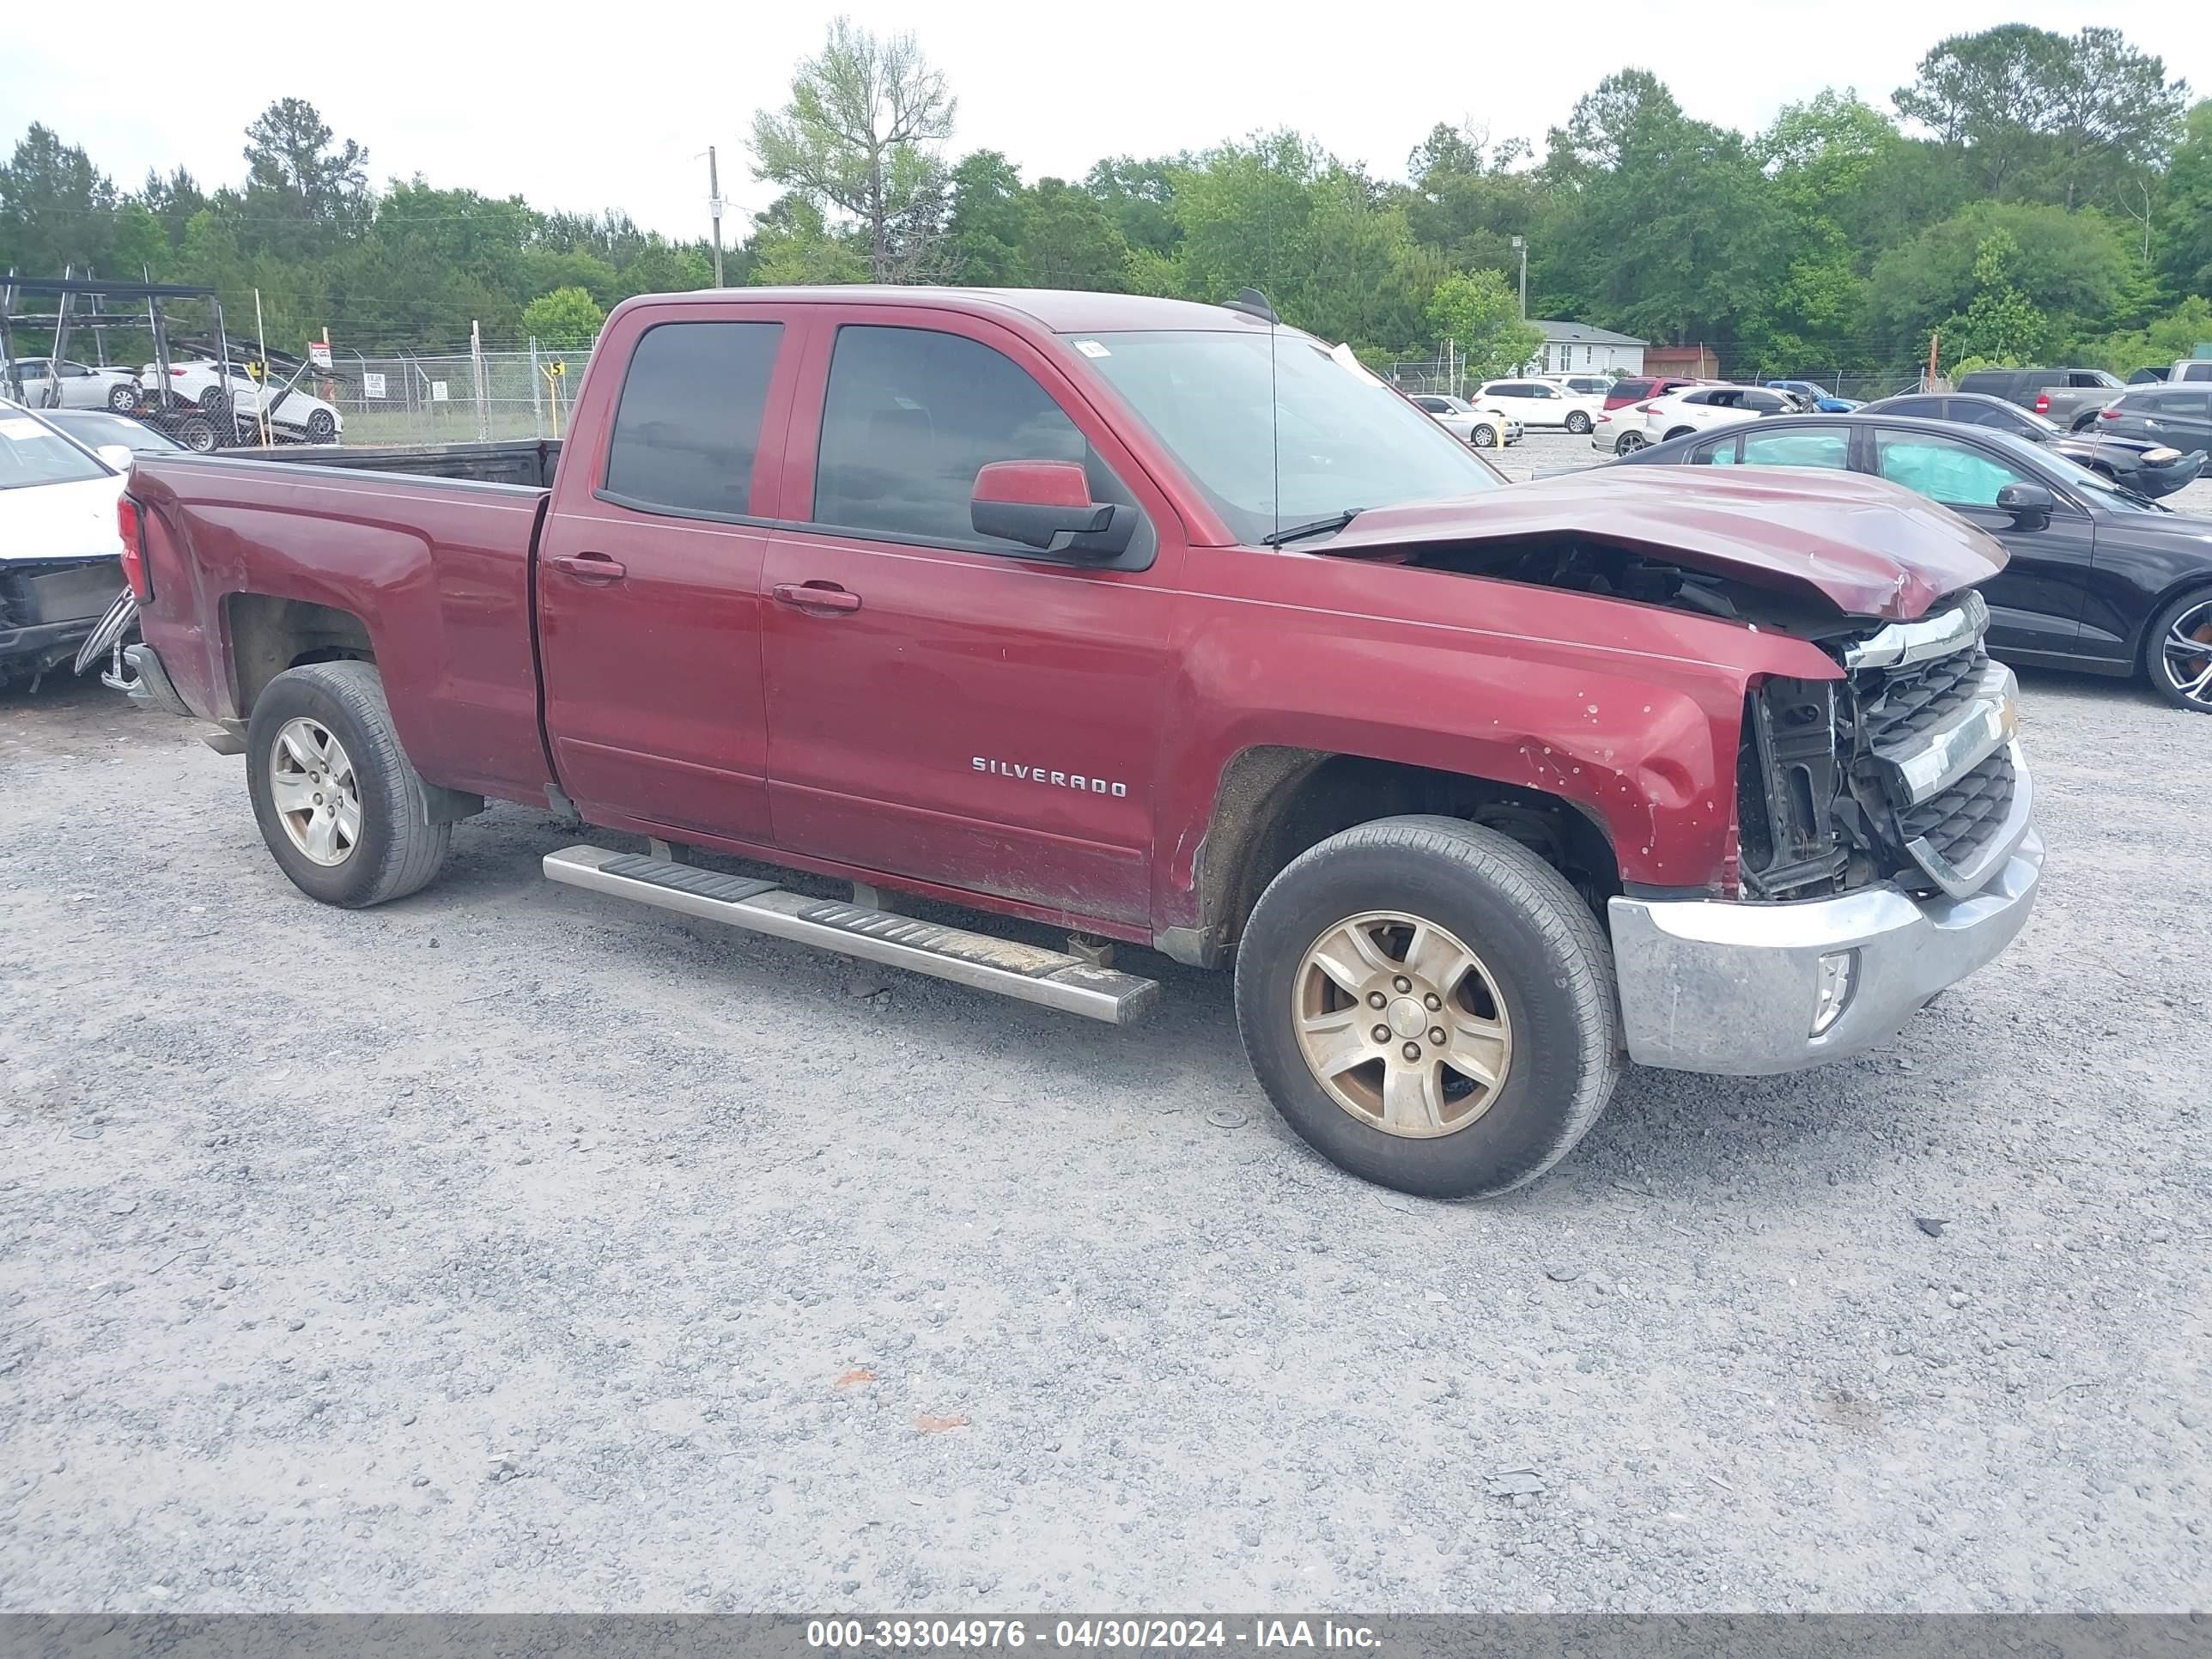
{"left": 1856, "top": 640, "right": 1990, "bottom": 750}
{"left": 1899, "top": 746, "right": 2016, "bottom": 872}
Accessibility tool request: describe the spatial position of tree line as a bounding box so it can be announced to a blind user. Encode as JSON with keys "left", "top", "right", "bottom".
{"left": 4, "top": 18, "right": 2209, "bottom": 384}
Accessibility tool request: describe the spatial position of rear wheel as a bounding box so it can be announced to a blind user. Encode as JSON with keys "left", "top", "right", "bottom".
{"left": 106, "top": 382, "right": 139, "bottom": 413}
{"left": 1566, "top": 410, "right": 1593, "bottom": 434}
{"left": 1234, "top": 816, "right": 1620, "bottom": 1199}
{"left": 198, "top": 385, "right": 231, "bottom": 415}
{"left": 1614, "top": 430, "right": 1647, "bottom": 455}
{"left": 1471, "top": 422, "right": 1498, "bottom": 449}
{"left": 246, "top": 661, "right": 452, "bottom": 906}
{"left": 175, "top": 415, "right": 219, "bottom": 453}
{"left": 2147, "top": 586, "right": 2212, "bottom": 713}
{"left": 305, "top": 408, "right": 337, "bottom": 441}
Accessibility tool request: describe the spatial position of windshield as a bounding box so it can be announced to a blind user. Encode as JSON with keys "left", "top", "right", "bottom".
{"left": 1078, "top": 330, "right": 1502, "bottom": 544}
{"left": 0, "top": 409, "right": 112, "bottom": 489}
{"left": 52, "top": 410, "right": 181, "bottom": 451}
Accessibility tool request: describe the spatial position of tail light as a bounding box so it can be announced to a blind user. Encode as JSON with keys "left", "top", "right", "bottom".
{"left": 1595, "top": 412, "right": 1612, "bottom": 423}
{"left": 1635, "top": 402, "right": 1658, "bottom": 413}
{"left": 2099, "top": 406, "right": 2122, "bottom": 420}
{"left": 2033, "top": 392, "right": 2050, "bottom": 413}
{"left": 118, "top": 496, "right": 150, "bottom": 602}
{"left": 168, "top": 367, "right": 186, "bottom": 376}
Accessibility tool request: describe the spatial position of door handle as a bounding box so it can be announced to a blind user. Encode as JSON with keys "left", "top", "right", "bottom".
{"left": 550, "top": 551, "right": 626, "bottom": 583}
{"left": 773, "top": 581, "right": 862, "bottom": 614}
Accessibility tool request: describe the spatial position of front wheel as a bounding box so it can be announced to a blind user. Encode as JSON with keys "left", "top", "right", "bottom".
{"left": 306, "top": 408, "right": 337, "bottom": 441}
{"left": 1233, "top": 816, "right": 1620, "bottom": 1199}
{"left": 106, "top": 382, "right": 139, "bottom": 413}
{"left": 246, "top": 660, "right": 453, "bottom": 906}
{"left": 2147, "top": 586, "right": 2212, "bottom": 713}
{"left": 1614, "top": 430, "right": 1647, "bottom": 454}
{"left": 1471, "top": 422, "right": 1498, "bottom": 449}
{"left": 1565, "top": 410, "right": 1593, "bottom": 434}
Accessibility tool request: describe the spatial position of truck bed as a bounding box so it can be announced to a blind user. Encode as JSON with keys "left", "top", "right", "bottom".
{"left": 126, "top": 451, "right": 554, "bottom": 805}
{"left": 213, "top": 438, "right": 562, "bottom": 489}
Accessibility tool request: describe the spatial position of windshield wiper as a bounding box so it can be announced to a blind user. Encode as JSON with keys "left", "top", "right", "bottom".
{"left": 1263, "top": 508, "right": 1364, "bottom": 547}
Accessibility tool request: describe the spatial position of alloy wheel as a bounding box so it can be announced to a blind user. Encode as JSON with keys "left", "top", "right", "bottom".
{"left": 1291, "top": 910, "right": 1513, "bottom": 1139}
{"left": 2160, "top": 599, "right": 2212, "bottom": 708}
{"left": 269, "top": 718, "right": 362, "bottom": 866}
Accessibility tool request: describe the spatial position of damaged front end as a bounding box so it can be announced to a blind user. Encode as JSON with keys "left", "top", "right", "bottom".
{"left": 1734, "top": 590, "right": 2029, "bottom": 903}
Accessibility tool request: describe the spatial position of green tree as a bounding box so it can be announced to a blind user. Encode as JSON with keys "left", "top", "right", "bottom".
{"left": 2085, "top": 295, "right": 2212, "bottom": 374}
{"left": 236, "top": 99, "right": 371, "bottom": 254}
{"left": 1866, "top": 200, "right": 2134, "bottom": 368}
{"left": 2159, "top": 100, "right": 2212, "bottom": 295}
{"left": 1937, "top": 231, "right": 2049, "bottom": 367}
{"left": 945, "top": 150, "right": 1027, "bottom": 284}
{"left": 1405, "top": 122, "right": 1541, "bottom": 276}
{"left": 520, "top": 286, "right": 605, "bottom": 348}
{"left": 1021, "top": 179, "right": 1127, "bottom": 291}
{"left": 0, "top": 125, "right": 120, "bottom": 275}
{"left": 743, "top": 195, "right": 870, "bottom": 286}
{"left": 1425, "top": 270, "right": 1543, "bottom": 380}
{"left": 750, "top": 17, "right": 956, "bottom": 282}
{"left": 1081, "top": 156, "right": 1184, "bottom": 257}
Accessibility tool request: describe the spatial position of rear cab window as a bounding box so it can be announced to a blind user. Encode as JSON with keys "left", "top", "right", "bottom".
{"left": 600, "top": 320, "right": 783, "bottom": 519}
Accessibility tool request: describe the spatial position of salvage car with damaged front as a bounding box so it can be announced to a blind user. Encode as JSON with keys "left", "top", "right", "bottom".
{"left": 112, "top": 287, "right": 2040, "bottom": 1199}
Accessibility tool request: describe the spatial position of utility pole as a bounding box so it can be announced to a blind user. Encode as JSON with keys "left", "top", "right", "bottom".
{"left": 708, "top": 146, "right": 726, "bottom": 288}
{"left": 1510, "top": 235, "right": 1528, "bottom": 321}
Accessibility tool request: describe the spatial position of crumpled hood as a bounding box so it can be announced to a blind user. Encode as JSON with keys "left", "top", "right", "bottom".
{"left": 1313, "top": 464, "right": 2008, "bottom": 620}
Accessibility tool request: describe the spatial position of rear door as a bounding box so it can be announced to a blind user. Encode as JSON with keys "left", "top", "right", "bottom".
{"left": 1865, "top": 424, "right": 2091, "bottom": 659}
{"left": 2142, "top": 388, "right": 2212, "bottom": 457}
{"left": 536, "top": 301, "right": 805, "bottom": 840}
{"left": 758, "top": 308, "right": 1182, "bottom": 926}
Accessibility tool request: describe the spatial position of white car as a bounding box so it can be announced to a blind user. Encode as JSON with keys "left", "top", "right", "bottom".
{"left": 1595, "top": 384, "right": 1796, "bottom": 455}
{"left": 1539, "top": 374, "right": 1616, "bottom": 400}
{"left": 0, "top": 400, "right": 131, "bottom": 684}
{"left": 1474, "top": 377, "right": 1606, "bottom": 434}
{"left": 1408, "top": 393, "right": 1522, "bottom": 448}
{"left": 138, "top": 360, "right": 343, "bottom": 443}
{"left": 8, "top": 356, "right": 143, "bottom": 413}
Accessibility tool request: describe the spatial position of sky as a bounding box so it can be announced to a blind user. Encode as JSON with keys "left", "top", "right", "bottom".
{"left": 3, "top": 0, "right": 2208, "bottom": 244}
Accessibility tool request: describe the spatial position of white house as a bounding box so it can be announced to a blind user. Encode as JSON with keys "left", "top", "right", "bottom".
{"left": 1520, "top": 320, "right": 1646, "bottom": 378}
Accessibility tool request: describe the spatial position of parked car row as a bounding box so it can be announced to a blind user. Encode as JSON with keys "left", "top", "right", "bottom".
{"left": 1857, "top": 392, "right": 2204, "bottom": 498}
{"left": 1589, "top": 383, "right": 1802, "bottom": 454}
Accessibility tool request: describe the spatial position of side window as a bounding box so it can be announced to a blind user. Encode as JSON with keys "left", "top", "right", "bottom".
{"left": 1873, "top": 428, "right": 2034, "bottom": 507}
{"left": 1886, "top": 398, "right": 1941, "bottom": 419}
{"left": 813, "top": 325, "right": 1127, "bottom": 551}
{"left": 1741, "top": 428, "right": 1852, "bottom": 470}
{"left": 602, "top": 320, "right": 782, "bottom": 519}
{"left": 1696, "top": 435, "right": 1743, "bottom": 466}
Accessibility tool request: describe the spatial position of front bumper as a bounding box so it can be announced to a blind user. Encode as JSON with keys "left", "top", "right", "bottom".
{"left": 1607, "top": 822, "right": 2045, "bottom": 1076}
{"left": 0, "top": 557, "right": 121, "bottom": 668}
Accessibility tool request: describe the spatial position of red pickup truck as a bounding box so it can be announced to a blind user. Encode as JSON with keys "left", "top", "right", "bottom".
{"left": 116, "top": 286, "right": 2042, "bottom": 1198}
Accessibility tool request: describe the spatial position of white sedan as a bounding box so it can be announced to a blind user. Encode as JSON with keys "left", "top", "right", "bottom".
{"left": 138, "top": 360, "right": 343, "bottom": 443}
{"left": 1408, "top": 393, "right": 1523, "bottom": 448}
{"left": 1592, "top": 384, "right": 1797, "bottom": 455}
{"left": 8, "top": 356, "right": 143, "bottom": 412}
{"left": 0, "top": 401, "right": 131, "bottom": 684}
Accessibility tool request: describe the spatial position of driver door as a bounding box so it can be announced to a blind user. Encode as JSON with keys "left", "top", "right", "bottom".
{"left": 1866, "top": 425, "right": 2089, "bottom": 660}
{"left": 758, "top": 307, "right": 1184, "bottom": 926}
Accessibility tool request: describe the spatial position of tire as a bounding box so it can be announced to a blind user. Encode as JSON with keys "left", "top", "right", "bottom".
{"left": 1565, "top": 410, "right": 1593, "bottom": 434}
{"left": 1663, "top": 426, "right": 1695, "bottom": 442}
{"left": 1233, "top": 815, "right": 1620, "bottom": 1200}
{"left": 306, "top": 408, "right": 337, "bottom": 441}
{"left": 1471, "top": 422, "right": 1498, "bottom": 449}
{"left": 106, "top": 382, "right": 139, "bottom": 413}
{"left": 176, "top": 416, "right": 219, "bottom": 453}
{"left": 245, "top": 661, "right": 453, "bottom": 907}
{"left": 2144, "top": 586, "right": 2212, "bottom": 714}
{"left": 1614, "top": 431, "right": 1647, "bottom": 455}
{"left": 198, "top": 385, "right": 231, "bottom": 415}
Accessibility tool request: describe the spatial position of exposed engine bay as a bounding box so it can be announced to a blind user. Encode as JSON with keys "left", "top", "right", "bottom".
{"left": 1367, "top": 533, "right": 2016, "bottom": 905}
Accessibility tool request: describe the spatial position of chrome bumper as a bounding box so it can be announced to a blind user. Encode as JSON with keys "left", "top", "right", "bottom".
{"left": 1608, "top": 817, "right": 2044, "bottom": 1076}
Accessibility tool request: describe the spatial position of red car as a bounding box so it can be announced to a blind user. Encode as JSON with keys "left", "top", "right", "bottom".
{"left": 1602, "top": 374, "right": 1715, "bottom": 410}
{"left": 115, "top": 287, "right": 2040, "bottom": 1198}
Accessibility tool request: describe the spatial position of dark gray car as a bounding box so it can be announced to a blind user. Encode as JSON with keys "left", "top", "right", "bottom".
{"left": 2084, "top": 385, "right": 2212, "bottom": 460}
{"left": 1954, "top": 367, "right": 2124, "bottom": 428}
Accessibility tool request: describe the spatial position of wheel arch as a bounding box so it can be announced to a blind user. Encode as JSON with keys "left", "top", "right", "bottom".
{"left": 1156, "top": 744, "right": 1624, "bottom": 967}
{"left": 2136, "top": 575, "right": 2212, "bottom": 672}
{"left": 223, "top": 592, "right": 378, "bottom": 716}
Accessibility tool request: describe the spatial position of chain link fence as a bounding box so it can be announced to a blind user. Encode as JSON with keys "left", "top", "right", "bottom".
{"left": 319, "top": 341, "right": 598, "bottom": 447}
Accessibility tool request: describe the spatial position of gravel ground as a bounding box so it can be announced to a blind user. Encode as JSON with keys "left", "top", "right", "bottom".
{"left": 3, "top": 565, "right": 2209, "bottom": 1613}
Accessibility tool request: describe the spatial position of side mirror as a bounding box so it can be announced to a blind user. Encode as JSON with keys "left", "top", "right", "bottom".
{"left": 970, "top": 459, "right": 1133, "bottom": 556}
{"left": 1996, "top": 482, "right": 2056, "bottom": 525}
{"left": 94, "top": 444, "right": 136, "bottom": 473}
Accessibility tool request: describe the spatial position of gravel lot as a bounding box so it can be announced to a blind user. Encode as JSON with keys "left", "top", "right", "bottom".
{"left": 3, "top": 500, "right": 2209, "bottom": 1613}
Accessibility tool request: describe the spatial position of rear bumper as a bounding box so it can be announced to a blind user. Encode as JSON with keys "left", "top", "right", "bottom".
{"left": 1607, "top": 825, "right": 2045, "bottom": 1075}
{"left": 123, "top": 641, "right": 195, "bottom": 718}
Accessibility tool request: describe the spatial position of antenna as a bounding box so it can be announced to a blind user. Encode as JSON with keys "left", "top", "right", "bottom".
{"left": 1232, "top": 287, "right": 1280, "bottom": 543}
